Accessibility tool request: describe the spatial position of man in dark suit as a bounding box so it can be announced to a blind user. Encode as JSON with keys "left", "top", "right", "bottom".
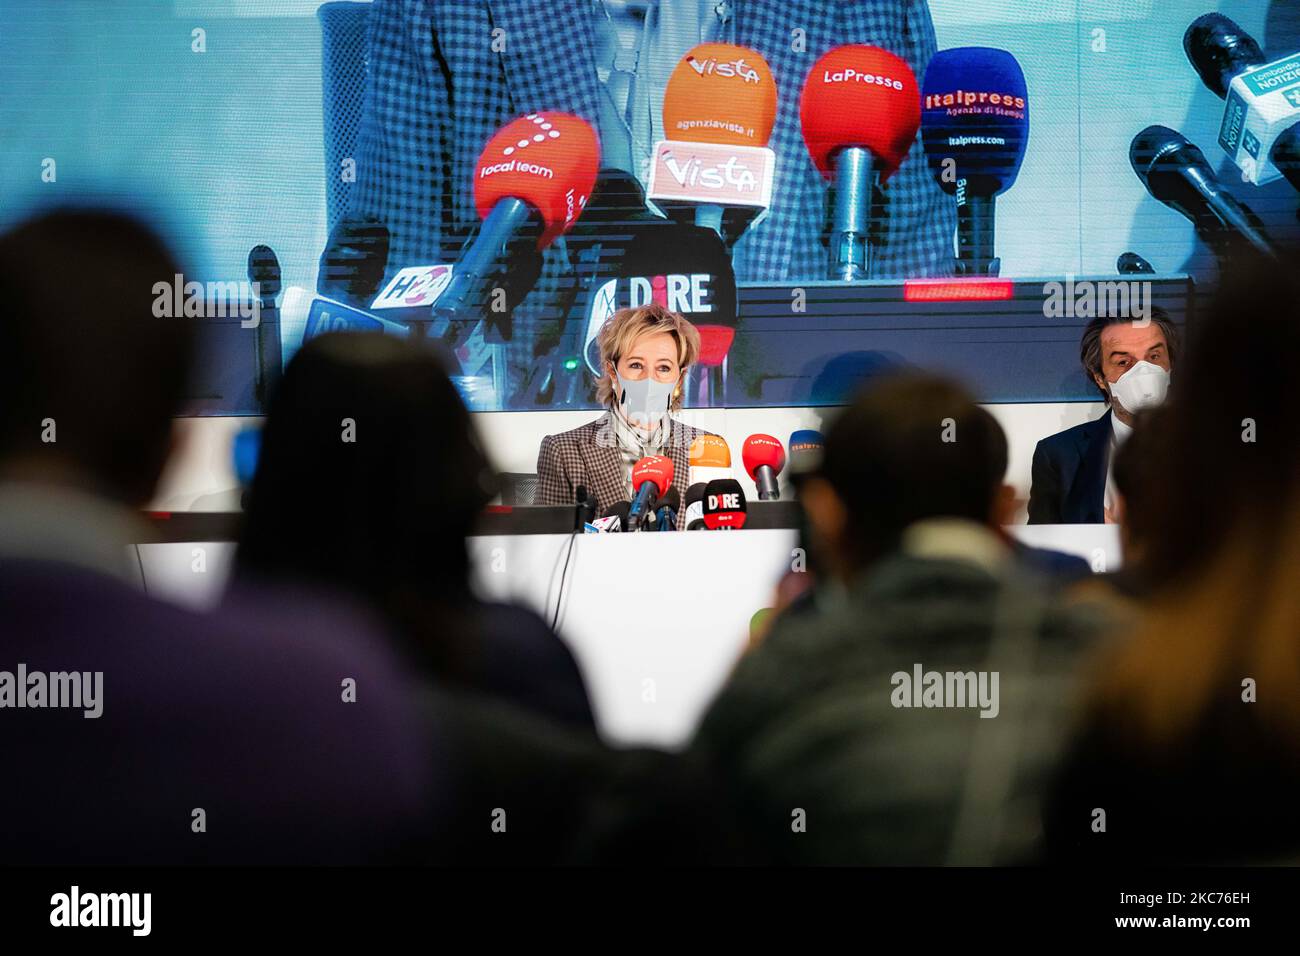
{"left": 0, "top": 209, "right": 442, "bottom": 864}
{"left": 1028, "top": 311, "right": 1179, "bottom": 524}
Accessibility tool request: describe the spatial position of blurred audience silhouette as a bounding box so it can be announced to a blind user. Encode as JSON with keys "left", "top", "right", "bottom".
{"left": 1046, "top": 256, "right": 1300, "bottom": 864}
{"left": 692, "top": 374, "right": 1105, "bottom": 864}
{"left": 236, "top": 331, "right": 740, "bottom": 864}
{"left": 6, "top": 203, "right": 1299, "bottom": 870}
{"left": 235, "top": 331, "right": 595, "bottom": 729}
{"left": 0, "top": 209, "right": 441, "bottom": 864}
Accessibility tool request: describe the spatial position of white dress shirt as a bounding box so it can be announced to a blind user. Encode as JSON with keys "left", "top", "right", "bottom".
{"left": 1103, "top": 413, "right": 1133, "bottom": 518}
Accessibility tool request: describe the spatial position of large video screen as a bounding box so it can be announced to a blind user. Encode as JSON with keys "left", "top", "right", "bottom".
{"left": 3, "top": 1, "right": 1295, "bottom": 413}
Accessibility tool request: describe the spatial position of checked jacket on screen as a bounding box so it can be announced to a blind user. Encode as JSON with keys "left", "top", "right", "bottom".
{"left": 351, "top": 0, "right": 957, "bottom": 385}
{"left": 535, "top": 415, "right": 716, "bottom": 530}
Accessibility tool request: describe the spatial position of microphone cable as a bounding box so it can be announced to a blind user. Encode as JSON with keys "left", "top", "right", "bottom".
{"left": 548, "top": 487, "right": 593, "bottom": 632}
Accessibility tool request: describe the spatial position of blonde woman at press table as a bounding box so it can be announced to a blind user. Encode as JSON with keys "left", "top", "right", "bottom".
{"left": 535, "top": 304, "right": 717, "bottom": 528}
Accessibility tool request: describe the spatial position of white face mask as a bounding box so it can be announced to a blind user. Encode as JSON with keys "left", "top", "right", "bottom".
{"left": 1108, "top": 360, "right": 1170, "bottom": 414}
{"left": 614, "top": 371, "right": 677, "bottom": 428}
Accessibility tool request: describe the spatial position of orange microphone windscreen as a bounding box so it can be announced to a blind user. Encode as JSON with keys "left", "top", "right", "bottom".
{"left": 662, "top": 43, "right": 778, "bottom": 147}
{"left": 474, "top": 112, "right": 600, "bottom": 249}
{"left": 800, "top": 46, "right": 920, "bottom": 182}
{"left": 689, "top": 433, "right": 732, "bottom": 468}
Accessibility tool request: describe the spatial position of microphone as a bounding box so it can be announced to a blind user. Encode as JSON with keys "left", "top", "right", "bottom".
{"left": 433, "top": 112, "right": 599, "bottom": 340}
{"left": 287, "top": 286, "right": 411, "bottom": 342}
{"left": 1116, "top": 252, "right": 1155, "bottom": 275}
{"left": 249, "top": 244, "right": 281, "bottom": 305}
{"left": 589, "top": 501, "right": 630, "bottom": 533}
{"left": 800, "top": 45, "right": 921, "bottom": 280}
{"left": 1185, "top": 13, "right": 1266, "bottom": 98}
{"left": 684, "top": 482, "right": 707, "bottom": 530}
{"left": 662, "top": 43, "right": 778, "bottom": 149}
{"left": 649, "top": 43, "right": 779, "bottom": 246}
{"left": 628, "top": 455, "right": 674, "bottom": 531}
{"left": 541, "top": 168, "right": 664, "bottom": 408}
{"left": 580, "top": 221, "right": 738, "bottom": 404}
{"left": 1130, "top": 126, "right": 1279, "bottom": 259}
{"left": 370, "top": 264, "right": 456, "bottom": 312}
{"left": 1184, "top": 14, "right": 1300, "bottom": 192}
{"left": 921, "top": 48, "right": 1029, "bottom": 276}
{"left": 575, "top": 485, "right": 598, "bottom": 529}
{"left": 787, "top": 429, "right": 825, "bottom": 479}
{"left": 318, "top": 217, "right": 390, "bottom": 304}
{"left": 654, "top": 487, "right": 681, "bottom": 532}
{"left": 702, "top": 478, "right": 748, "bottom": 529}
{"left": 688, "top": 433, "right": 734, "bottom": 487}
{"left": 742, "top": 434, "right": 786, "bottom": 501}
{"left": 247, "top": 244, "right": 283, "bottom": 408}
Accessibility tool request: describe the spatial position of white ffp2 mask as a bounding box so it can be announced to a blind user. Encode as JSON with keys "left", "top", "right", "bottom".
{"left": 1108, "top": 360, "right": 1170, "bottom": 414}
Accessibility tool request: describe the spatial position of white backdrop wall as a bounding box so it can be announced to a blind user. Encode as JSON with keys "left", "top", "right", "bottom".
{"left": 154, "top": 401, "right": 1105, "bottom": 517}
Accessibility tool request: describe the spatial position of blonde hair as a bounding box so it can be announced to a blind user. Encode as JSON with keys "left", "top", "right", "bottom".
{"left": 595, "top": 304, "right": 700, "bottom": 410}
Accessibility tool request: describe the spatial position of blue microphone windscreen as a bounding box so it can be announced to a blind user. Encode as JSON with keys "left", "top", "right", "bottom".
{"left": 788, "top": 429, "right": 824, "bottom": 476}
{"left": 921, "top": 47, "right": 1029, "bottom": 197}
{"left": 788, "top": 429, "right": 824, "bottom": 455}
{"left": 233, "top": 427, "right": 261, "bottom": 487}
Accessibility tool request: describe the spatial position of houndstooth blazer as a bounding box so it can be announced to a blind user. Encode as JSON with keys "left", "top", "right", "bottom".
{"left": 535, "top": 415, "right": 715, "bottom": 530}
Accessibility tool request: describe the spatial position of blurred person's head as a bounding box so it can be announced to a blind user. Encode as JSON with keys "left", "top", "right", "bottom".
{"left": 1079, "top": 309, "right": 1179, "bottom": 428}
{"left": 798, "top": 373, "right": 1009, "bottom": 582}
{"left": 0, "top": 208, "right": 193, "bottom": 506}
{"left": 237, "top": 333, "right": 497, "bottom": 621}
{"left": 1091, "top": 254, "right": 1300, "bottom": 747}
{"left": 595, "top": 304, "right": 700, "bottom": 429}
{"left": 807, "top": 350, "right": 905, "bottom": 405}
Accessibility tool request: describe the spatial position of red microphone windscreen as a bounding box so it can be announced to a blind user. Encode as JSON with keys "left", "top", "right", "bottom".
{"left": 632, "top": 455, "right": 675, "bottom": 496}
{"left": 662, "top": 43, "right": 778, "bottom": 147}
{"left": 474, "top": 112, "right": 600, "bottom": 249}
{"left": 742, "top": 434, "right": 786, "bottom": 479}
{"left": 799, "top": 46, "right": 920, "bottom": 183}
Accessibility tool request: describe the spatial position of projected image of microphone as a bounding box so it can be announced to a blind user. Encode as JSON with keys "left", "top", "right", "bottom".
{"left": 1116, "top": 252, "right": 1155, "bottom": 275}
{"left": 702, "top": 478, "right": 748, "bottom": 529}
{"left": 1130, "top": 125, "right": 1279, "bottom": 259}
{"left": 648, "top": 43, "right": 779, "bottom": 247}
{"left": 742, "top": 434, "right": 786, "bottom": 501}
{"left": 434, "top": 112, "right": 599, "bottom": 341}
{"left": 580, "top": 222, "right": 738, "bottom": 406}
{"left": 1184, "top": 14, "right": 1300, "bottom": 193}
{"left": 248, "top": 243, "right": 283, "bottom": 407}
{"left": 921, "top": 48, "right": 1029, "bottom": 277}
{"left": 800, "top": 46, "right": 921, "bottom": 280}
{"left": 318, "top": 217, "right": 390, "bottom": 305}
{"left": 627, "top": 455, "right": 674, "bottom": 531}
